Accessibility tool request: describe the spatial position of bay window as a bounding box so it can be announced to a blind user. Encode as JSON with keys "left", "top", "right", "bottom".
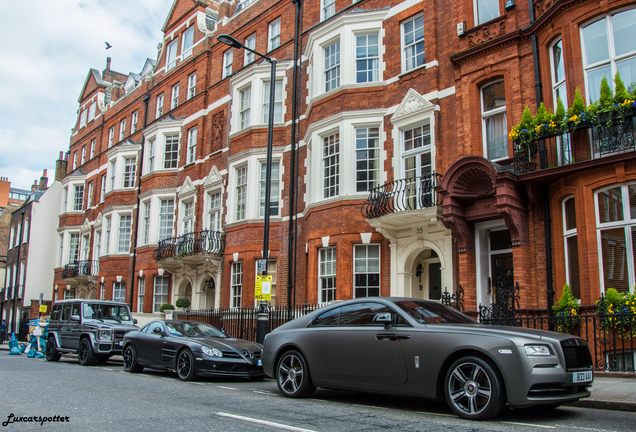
{"left": 354, "top": 244, "right": 380, "bottom": 298}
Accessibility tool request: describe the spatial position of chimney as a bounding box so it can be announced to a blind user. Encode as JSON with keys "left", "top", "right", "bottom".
{"left": 106, "top": 57, "right": 111, "bottom": 71}
{"left": 0, "top": 176, "right": 10, "bottom": 208}
{"left": 55, "top": 151, "right": 68, "bottom": 182}
{"left": 31, "top": 180, "right": 38, "bottom": 193}
{"left": 39, "top": 169, "right": 48, "bottom": 191}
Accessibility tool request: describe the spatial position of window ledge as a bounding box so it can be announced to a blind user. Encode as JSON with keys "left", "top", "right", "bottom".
{"left": 398, "top": 60, "right": 439, "bottom": 80}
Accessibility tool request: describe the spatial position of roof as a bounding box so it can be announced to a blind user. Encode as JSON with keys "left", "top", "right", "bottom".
{"left": 77, "top": 68, "right": 110, "bottom": 103}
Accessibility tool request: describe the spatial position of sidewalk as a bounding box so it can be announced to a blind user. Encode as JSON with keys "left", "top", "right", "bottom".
{"left": 1, "top": 342, "right": 634, "bottom": 411}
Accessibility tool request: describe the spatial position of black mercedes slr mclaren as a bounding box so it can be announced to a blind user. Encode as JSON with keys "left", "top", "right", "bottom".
{"left": 122, "top": 320, "right": 264, "bottom": 381}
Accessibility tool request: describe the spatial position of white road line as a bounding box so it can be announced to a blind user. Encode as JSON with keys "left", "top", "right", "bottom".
{"left": 102, "top": 367, "right": 114, "bottom": 371}
{"left": 351, "top": 403, "right": 388, "bottom": 410}
{"left": 190, "top": 382, "right": 206, "bottom": 386}
{"left": 554, "top": 425, "right": 617, "bottom": 432}
{"left": 416, "top": 411, "right": 455, "bottom": 418}
{"left": 503, "top": 421, "right": 556, "bottom": 429}
{"left": 252, "top": 390, "right": 275, "bottom": 395}
{"left": 216, "top": 412, "right": 318, "bottom": 432}
{"left": 217, "top": 386, "right": 238, "bottom": 390}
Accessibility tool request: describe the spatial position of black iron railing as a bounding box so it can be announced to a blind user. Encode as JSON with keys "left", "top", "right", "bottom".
{"left": 362, "top": 173, "right": 440, "bottom": 219}
{"left": 62, "top": 260, "right": 99, "bottom": 279}
{"left": 155, "top": 230, "right": 225, "bottom": 261}
{"left": 174, "top": 304, "right": 324, "bottom": 341}
{"left": 513, "top": 112, "right": 636, "bottom": 174}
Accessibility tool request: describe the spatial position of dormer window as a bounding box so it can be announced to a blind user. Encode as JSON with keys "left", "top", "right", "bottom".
{"left": 166, "top": 39, "right": 178, "bottom": 70}
{"left": 79, "top": 109, "right": 87, "bottom": 128}
{"left": 182, "top": 27, "right": 194, "bottom": 59}
{"left": 88, "top": 102, "right": 96, "bottom": 122}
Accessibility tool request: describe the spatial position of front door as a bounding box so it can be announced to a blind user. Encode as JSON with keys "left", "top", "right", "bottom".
{"left": 491, "top": 253, "right": 514, "bottom": 309}
{"left": 428, "top": 262, "right": 441, "bottom": 301}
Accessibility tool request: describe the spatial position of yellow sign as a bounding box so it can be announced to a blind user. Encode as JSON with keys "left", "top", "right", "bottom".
{"left": 255, "top": 275, "right": 273, "bottom": 301}
{"left": 39, "top": 305, "right": 48, "bottom": 313}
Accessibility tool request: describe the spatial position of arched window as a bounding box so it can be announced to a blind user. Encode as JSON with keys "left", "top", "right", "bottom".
{"left": 480, "top": 80, "right": 508, "bottom": 161}
{"left": 562, "top": 196, "right": 580, "bottom": 297}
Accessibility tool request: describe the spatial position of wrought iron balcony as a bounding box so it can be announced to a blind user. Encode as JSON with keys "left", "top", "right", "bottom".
{"left": 155, "top": 230, "right": 225, "bottom": 261}
{"left": 362, "top": 173, "right": 440, "bottom": 219}
{"left": 513, "top": 111, "right": 636, "bottom": 175}
{"left": 62, "top": 260, "right": 100, "bottom": 279}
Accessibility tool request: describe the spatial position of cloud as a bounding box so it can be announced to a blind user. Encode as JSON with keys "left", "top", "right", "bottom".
{"left": 0, "top": 0, "right": 173, "bottom": 189}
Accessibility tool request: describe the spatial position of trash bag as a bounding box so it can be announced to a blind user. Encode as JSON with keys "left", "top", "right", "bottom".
{"left": 8, "top": 333, "right": 20, "bottom": 355}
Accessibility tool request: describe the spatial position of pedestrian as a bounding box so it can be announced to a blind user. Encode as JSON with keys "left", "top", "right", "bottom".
{"left": 0, "top": 319, "right": 6, "bottom": 345}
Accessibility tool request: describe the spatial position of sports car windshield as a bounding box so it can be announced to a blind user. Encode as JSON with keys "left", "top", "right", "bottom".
{"left": 395, "top": 300, "right": 476, "bottom": 325}
{"left": 165, "top": 322, "right": 227, "bottom": 338}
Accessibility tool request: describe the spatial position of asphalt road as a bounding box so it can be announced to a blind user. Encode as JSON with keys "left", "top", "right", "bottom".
{"left": 0, "top": 354, "right": 634, "bottom": 432}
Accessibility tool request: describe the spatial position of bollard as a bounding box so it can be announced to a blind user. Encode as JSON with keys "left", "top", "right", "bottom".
{"left": 256, "top": 301, "right": 269, "bottom": 344}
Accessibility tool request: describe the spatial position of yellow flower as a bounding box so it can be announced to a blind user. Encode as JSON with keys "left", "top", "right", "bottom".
{"left": 535, "top": 125, "right": 542, "bottom": 133}
{"left": 569, "top": 114, "right": 578, "bottom": 122}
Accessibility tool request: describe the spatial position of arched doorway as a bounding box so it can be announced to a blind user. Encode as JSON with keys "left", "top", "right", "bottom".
{"left": 176, "top": 279, "right": 193, "bottom": 308}
{"left": 201, "top": 277, "right": 216, "bottom": 309}
{"left": 412, "top": 249, "right": 442, "bottom": 300}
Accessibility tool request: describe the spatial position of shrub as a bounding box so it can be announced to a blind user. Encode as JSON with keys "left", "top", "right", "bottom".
{"left": 159, "top": 303, "right": 175, "bottom": 313}
{"left": 175, "top": 298, "right": 191, "bottom": 309}
{"left": 552, "top": 284, "right": 580, "bottom": 333}
{"left": 596, "top": 288, "right": 636, "bottom": 337}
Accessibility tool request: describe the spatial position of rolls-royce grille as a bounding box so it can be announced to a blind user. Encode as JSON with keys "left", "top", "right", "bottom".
{"left": 561, "top": 339, "right": 593, "bottom": 371}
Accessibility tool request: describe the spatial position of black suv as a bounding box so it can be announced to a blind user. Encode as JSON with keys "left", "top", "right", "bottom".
{"left": 46, "top": 299, "right": 138, "bottom": 365}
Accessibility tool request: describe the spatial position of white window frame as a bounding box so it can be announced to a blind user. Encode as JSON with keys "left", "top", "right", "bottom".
{"left": 131, "top": 111, "right": 139, "bottom": 133}
{"left": 187, "top": 73, "right": 197, "bottom": 100}
{"left": 180, "top": 199, "right": 195, "bottom": 235}
{"left": 119, "top": 119, "right": 126, "bottom": 141}
{"left": 223, "top": 50, "right": 233, "bottom": 79}
{"left": 239, "top": 85, "right": 252, "bottom": 130}
{"left": 87, "top": 181, "right": 94, "bottom": 208}
{"left": 259, "top": 159, "right": 280, "bottom": 217}
{"left": 268, "top": 18, "right": 281, "bottom": 51}
{"left": 562, "top": 196, "right": 579, "bottom": 295}
{"left": 158, "top": 198, "right": 175, "bottom": 241}
{"left": 163, "top": 133, "right": 180, "bottom": 169}
{"left": 171, "top": 84, "right": 180, "bottom": 110}
{"left": 319, "top": 246, "right": 336, "bottom": 303}
{"left": 401, "top": 14, "right": 425, "bottom": 73}
{"left": 88, "top": 102, "right": 96, "bottom": 121}
{"left": 354, "top": 126, "right": 380, "bottom": 192}
{"left": 480, "top": 80, "right": 508, "bottom": 161}
{"left": 100, "top": 174, "right": 106, "bottom": 203}
{"left": 81, "top": 146, "right": 86, "bottom": 165}
{"left": 156, "top": 94, "right": 164, "bottom": 119}
{"left": 116, "top": 213, "right": 132, "bottom": 254}
{"left": 595, "top": 184, "right": 636, "bottom": 294}
{"left": 142, "top": 200, "right": 151, "bottom": 245}
{"left": 262, "top": 79, "right": 283, "bottom": 124}
{"left": 153, "top": 276, "right": 169, "bottom": 312}
{"left": 322, "top": 131, "right": 340, "bottom": 199}
{"left": 90, "top": 140, "right": 95, "bottom": 159}
{"left": 206, "top": 190, "right": 223, "bottom": 232}
{"left": 187, "top": 127, "right": 197, "bottom": 164}
{"left": 182, "top": 26, "right": 194, "bottom": 59}
{"left": 474, "top": 0, "right": 501, "bottom": 26}
{"left": 73, "top": 184, "right": 84, "bottom": 212}
{"left": 321, "top": 0, "right": 336, "bottom": 21}
{"left": 353, "top": 244, "right": 381, "bottom": 298}
{"left": 324, "top": 39, "right": 340, "bottom": 92}
{"left": 244, "top": 34, "right": 256, "bottom": 65}
{"left": 355, "top": 32, "right": 379, "bottom": 83}
{"left": 166, "top": 39, "right": 179, "bottom": 71}
{"left": 122, "top": 156, "right": 136, "bottom": 189}
{"left": 137, "top": 277, "right": 145, "bottom": 313}
{"left": 108, "top": 127, "right": 115, "bottom": 148}
{"left": 235, "top": 164, "right": 248, "bottom": 221}
{"left": 231, "top": 262, "right": 243, "bottom": 308}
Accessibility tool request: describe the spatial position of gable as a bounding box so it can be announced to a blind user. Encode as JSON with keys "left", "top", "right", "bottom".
{"left": 78, "top": 69, "right": 108, "bottom": 103}
{"left": 178, "top": 176, "right": 196, "bottom": 197}
{"left": 162, "top": 0, "right": 198, "bottom": 33}
{"left": 391, "top": 89, "right": 435, "bottom": 125}
{"left": 203, "top": 166, "right": 223, "bottom": 188}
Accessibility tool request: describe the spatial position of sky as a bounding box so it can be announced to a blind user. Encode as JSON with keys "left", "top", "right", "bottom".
{"left": 0, "top": 0, "right": 174, "bottom": 190}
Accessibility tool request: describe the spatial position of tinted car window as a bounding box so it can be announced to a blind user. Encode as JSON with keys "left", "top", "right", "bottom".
{"left": 50, "top": 305, "right": 61, "bottom": 321}
{"left": 61, "top": 304, "right": 71, "bottom": 321}
{"left": 140, "top": 324, "right": 151, "bottom": 333}
{"left": 337, "top": 302, "right": 392, "bottom": 326}
{"left": 395, "top": 300, "right": 476, "bottom": 324}
{"left": 71, "top": 303, "right": 81, "bottom": 318}
{"left": 312, "top": 307, "right": 340, "bottom": 326}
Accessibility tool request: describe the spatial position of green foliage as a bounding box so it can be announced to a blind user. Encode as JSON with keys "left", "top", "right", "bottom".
{"left": 552, "top": 284, "right": 580, "bottom": 333}
{"left": 599, "top": 76, "right": 613, "bottom": 106}
{"left": 615, "top": 72, "right": 629, "bottom": 103}
{"left": 555, "top": 97, "right": 566, "bottom": 122}
{"left": 159, "top": 303, "right": 175, "bottom": 313}
{"left": 596, "top": 288, "right": 636, "bottom": 337}
{"left": 175, "top": 297, "right": 191, "bottom": 309}
{"left": 521, "top": 106, "right": 534, "bottom": 126}
{"left": 568, "top": 88, "right": 586, "bottom": 118}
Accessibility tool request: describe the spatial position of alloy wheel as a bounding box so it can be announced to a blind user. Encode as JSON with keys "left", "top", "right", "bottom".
{"left": 277, "top": 352, "right": 305, "bottom": 395}
{"left": 123, "top": 346, "right": 134, "bottom": 370}
{"left": 447, "top": 361, "right": 493, "bottom": 416}
{"left": 177, "top": 350, "right": 193, "bottom": 380}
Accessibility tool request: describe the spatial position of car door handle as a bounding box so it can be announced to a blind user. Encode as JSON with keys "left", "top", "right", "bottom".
{"left": 375, "top": 333, "right": 410, "bottom": 341}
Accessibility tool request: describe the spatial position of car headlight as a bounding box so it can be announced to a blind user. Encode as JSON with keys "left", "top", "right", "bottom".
{"left": 201, "top": 346, "right": 223, "bottom": 357}
{"left": 524, "top": 344, "right": 552, "bottom": 356}
{"left": 98, "top": 329, "right": 113, "bottom": 341}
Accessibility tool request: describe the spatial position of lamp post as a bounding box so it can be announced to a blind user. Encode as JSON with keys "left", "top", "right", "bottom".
{"left": 218, "top": 35, "right": 276, "bottom": 341}
{"left": 218, "top": 34, "right": 277, "bottom": 278}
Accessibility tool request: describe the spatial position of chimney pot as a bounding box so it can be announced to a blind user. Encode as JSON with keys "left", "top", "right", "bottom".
{"left": 106, "top": 57, "right": 112, "bottom": 70}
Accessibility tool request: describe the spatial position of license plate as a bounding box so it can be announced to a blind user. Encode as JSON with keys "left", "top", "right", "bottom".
{"left": 572, "top": 370, "right": 593, "bottom": 383}
{"left": 256, "top": 359, "right": 262, "bottom": 367}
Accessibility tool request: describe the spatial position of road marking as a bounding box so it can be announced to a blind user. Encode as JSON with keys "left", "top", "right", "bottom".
{"left": 102, "top": 367, "right": 114, "bottom": 371}
{"left": 190, "top": 382, "right": 206, "bottom": 386}
{"left": 217, "top": 386, "right": 238, "bottom": 390}
{"left": 503, "top": 421, "right": 556, "bottom": 429}
{"left": 554, "top": 425, "right": 617, "bottom": 432}
{"left": 252, "top": 390, "right": 275, "bottom": 395}
{"left": 216, "top": 412, "right": 318, "bottom": 432}
{"left": 416, "top": 411, "right": 455, "bottom": 418}
{"left": 351, "top": 403, "right": 388, "bottom": 410}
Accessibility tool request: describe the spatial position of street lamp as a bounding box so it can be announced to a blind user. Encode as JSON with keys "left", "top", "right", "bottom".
{"left": 217, "top": 34, "right": 277, "bottom": 278}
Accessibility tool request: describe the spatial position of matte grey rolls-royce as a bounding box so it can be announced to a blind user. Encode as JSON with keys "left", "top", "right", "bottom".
{"left": 261, "top": 298, "right": 593, "bottom": 420}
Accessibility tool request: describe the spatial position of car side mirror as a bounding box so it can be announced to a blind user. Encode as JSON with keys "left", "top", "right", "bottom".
{"left": 373, "top": 312, "right": 393, "bottom": 329}
{"left": 152, "top": 327, "right": 164, "bottom": 336}
{"left": 133, "top": 319, "right": 138, "bottom": 325}
{"left": 70, "top": 315, "right": 81, "bottom": 322}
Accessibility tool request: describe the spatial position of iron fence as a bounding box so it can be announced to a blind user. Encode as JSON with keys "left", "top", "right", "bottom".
{"left": 362, "top": 173, "right": 440, "bottom": 219}
{"left": 155, "top": 230, "right": 224, "bottom": 261}
{"left": 175, "top": 302, "right": 636, "bottom": 373}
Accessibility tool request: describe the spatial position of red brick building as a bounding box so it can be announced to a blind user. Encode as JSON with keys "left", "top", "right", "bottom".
{"left": 53, "top": 0, "right": 636, "bottom": 330}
